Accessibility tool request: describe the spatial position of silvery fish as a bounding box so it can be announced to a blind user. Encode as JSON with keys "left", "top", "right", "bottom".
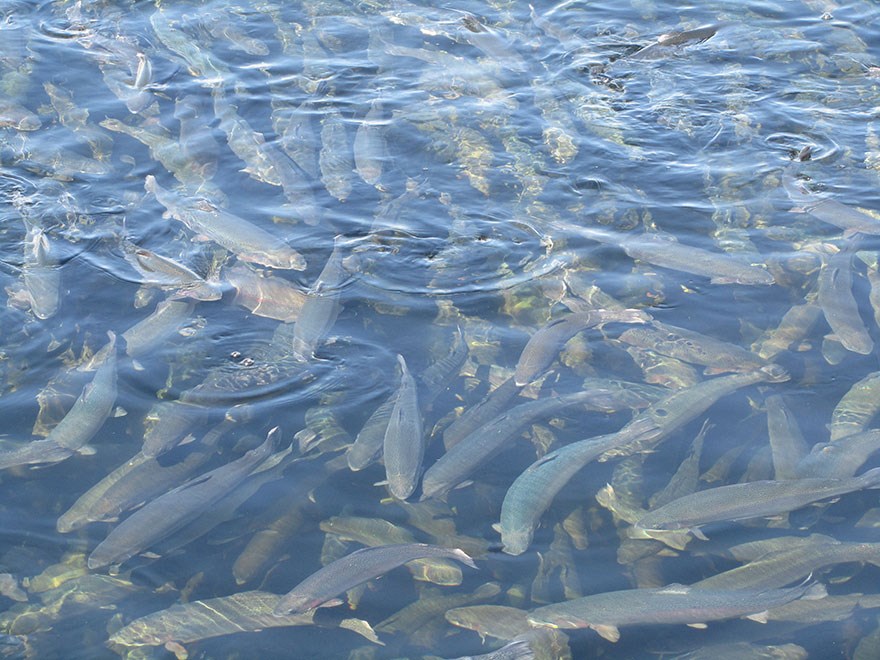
{"left": 567, "top": 224, "right": 775, "bottom": 285}
{"left": 527, "top": 581, "right": 824, "bottom": 641}
{"left": 632, "top": 467, "right": 880, "bottom": 542}
{"left": 273, "top": 543, "right": 477, "bottom": 616}
{"left": 619, "top": 321, "right": 771, "bottom": 375}
{"left": 0, "top": 333, "right": 118, "bottom": 470}
{"left": 21, "top": 218, "right": 60, "bottom": 320}
{"left": 383, "top": 354, "right": 425, "bottom": 500}
{"left": 88, "top": 428, "right": 279, "bottom": 570}
{"left": 145, "top": 175, "right": 306, "bottom": 270}
{"left": 292, "top": 239, "right": 346, "bottom": 361}
{"left": 816, "top": 246, "right": 873, "bottom": 355}
{"left": 515, "top": 309, "right": 649, "bottom": 386}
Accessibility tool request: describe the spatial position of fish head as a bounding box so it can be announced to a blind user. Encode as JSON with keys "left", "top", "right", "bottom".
{"left": 501, "top": 526, "right": 534, "bottom": 556}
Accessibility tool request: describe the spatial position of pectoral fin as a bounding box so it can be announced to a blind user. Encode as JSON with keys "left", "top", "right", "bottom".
{"left": 591, "top": 623, "right": 620, "bottom": 642}
{"left": 745, "top": 611, "right": 769, "bottom": 624}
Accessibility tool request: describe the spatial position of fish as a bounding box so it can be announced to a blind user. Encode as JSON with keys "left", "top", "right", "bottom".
{"left": 564, "top": 224, "right": 775, "bottom": 285}
{"left": 273, "top": 543, "right": 477, "bottom": 616}
{"left": 291, "top": 239, "right": 346, "bottom": 361}
{"left": 378, "top": 582, "right": 501, "bottom": 649}
{"left": 816, "top": 246, "right": 873, "bottom": 355}
{"left": 599, "top": 367, "right": 788, "bottom": 462}
{"left": 632, "top": 467, "right": 880, "bottom": 542}
{"left": 751, "top": 302, "right": 822, "bottom": 361}
{"left": 422, "top": 385, "right": 659, "bottom": 501}
{"left": 21, "top": 218, "right": 60, "bottom": 320}
{"left": 515, "top": 309, "right": 650, "bottom": 386}
{"left": 442, "top": 376, "right": 522, "bottom": 450}
{"left": 765, "top": 394, "right": 809, "bottom": 480}
{"left": 694, "top": 538, "right": 880, "bottom": 591}
{"left": 499, "top": 420, "right": 660, "bottom": 556}
{"left": 120, "top": 239, "right": 221, "bottom": 301}
{"left": 145, "top": 175, "right": 306, "bottom": 270}
{"left": 346, "top": 391, "right": 396, "bottom": 471}
{"left": 829, "top": 370, "right": 880, "bottom": 441}
{"left": 320, "top": 515, "right": 463, "bottom": 586}
{"left": 353, "top": 98, "right": 388, "bottom": 187}
{"left": 783, "top": 157, "right": 880, "bottom": 236}
{"left": 625, "top": 24, "right": 722, "bottom": 61}
{"left": 224, "top": 262, "right": 307, "bottom": 323}
{"left": 0, "top": 98, "right": 41, "bottom": 130}
{"left": 795, "top": 429, "right": 880, "bottom": 479}
{"left": 319, "top": 105, "right": 354, "bottom": 202}
{"left": 109, "top": 590, "right": 379, "bottom": 649}
{"left": 383, "top": 355, "right": 425, "bottom": 500}
{"left": 88, "top": 428, "right": 279, "bottom": 569}
{"left": 527, "top": 581, "right": 824, "bottom": 640}
{"left": 0, "top": 333, "right": 118, "bottom": 470}
{"left": 619, "top": 321, "right": 771, "bottom": 375}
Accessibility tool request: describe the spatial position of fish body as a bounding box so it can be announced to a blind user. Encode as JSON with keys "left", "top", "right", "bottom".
{"left": 273, "top": 543, "right": 476, "bottom": 616}
{"left": 291, "top": 240, "right": 346, "bottom": 360}
{"left": 573, "top": 225, "right": 774, "bottom": 285}
{"left": 383, "top": 355, "right": 425, "bottom": 500}
{"left": 500, "top": 424, "right": 656, "bottom": 555}
{"left": 619, "top": 321, "right": 769, "bottom": 374}
{"left": 817, "top": 247, "right": 873, "bottom": 355}
{"left": 22, "top": 220, "right": 60, "bottom": 320}
{"left": 795, "top": 429, "right": 880, "bottom": 478}
{"left": 145, "top": 175, "right": 306, "bottom": 270}
{"left": 515, "top": 309, "right": 649, "bottom": 386}
{"left": 633, "top": 467, "right": 880, "bottom": 540}
{"left": 527, "top": 581, "right": 821, "bottom": 640}
{"left": 88, "top": 429, "right": 278, "bottom": 569}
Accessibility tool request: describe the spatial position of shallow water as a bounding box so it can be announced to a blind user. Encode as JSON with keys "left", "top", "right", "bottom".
{"left": 2, "top": 0, "right": 880, "bottom": 658}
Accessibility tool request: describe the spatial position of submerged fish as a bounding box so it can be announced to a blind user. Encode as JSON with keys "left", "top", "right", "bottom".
{"left": 145, "top": 175, "right": 306, "bottom": 270}
{"left": 632, "top": 467, "right": 880, "bottom": 542}
{"left": 88, "top": 428, "right": 279, "bottom": 569}
{"left": 565, "top": 224, "right": 775, "bottom": 285}
{"left": 383, "top": 354, "right": 425, "bottom": 500}
{"left": 273, "top": 543, "right": 476, "bottom": 616}
{"left": 527, "top": 581, "right": 824, "bottom": 641}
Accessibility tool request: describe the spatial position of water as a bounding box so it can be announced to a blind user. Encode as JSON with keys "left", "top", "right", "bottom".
{"left": 2, "top": 0, "right": 880, "bottom": 657}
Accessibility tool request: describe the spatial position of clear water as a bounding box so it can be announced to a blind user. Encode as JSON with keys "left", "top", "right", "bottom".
{"left": 1, "top": 0, "right": 880, "bottom": 658}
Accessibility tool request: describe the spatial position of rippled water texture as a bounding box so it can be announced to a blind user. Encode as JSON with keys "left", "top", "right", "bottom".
{"left": 2, "top": 0, "right": 880, "bottom": 658}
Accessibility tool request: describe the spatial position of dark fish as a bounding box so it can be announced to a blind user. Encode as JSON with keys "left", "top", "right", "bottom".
{"left": 765, "top": 394, "right": 809, "bottom": 480}
{"left": 347, "top": 392, "right": 396, "bottom": 471}
{"left": 626, "top": 24, "right": 722, "bottom": 61}
{"left": 442, "top": 376, "right": 522, "bottom": 450}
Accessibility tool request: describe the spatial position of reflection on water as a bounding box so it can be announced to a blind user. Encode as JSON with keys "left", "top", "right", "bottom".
{"left": 2, "top": 0, "right": 880, "bottom": 657}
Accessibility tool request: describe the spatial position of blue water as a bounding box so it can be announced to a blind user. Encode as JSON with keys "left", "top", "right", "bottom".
{"left": 2, "top": 0, "right": 880, "bottom": 657}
